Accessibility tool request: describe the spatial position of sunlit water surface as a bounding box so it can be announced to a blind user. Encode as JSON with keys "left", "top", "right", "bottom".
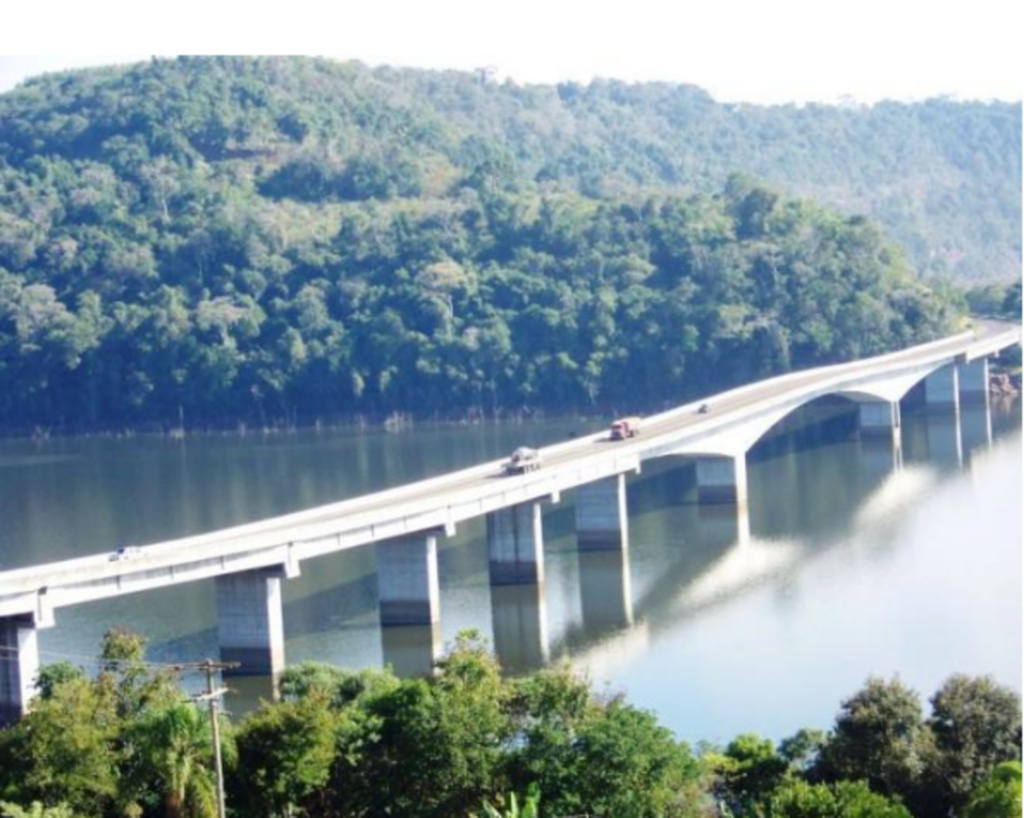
{"left": 1, "top": 398, "right": 1019, "bottom": 742}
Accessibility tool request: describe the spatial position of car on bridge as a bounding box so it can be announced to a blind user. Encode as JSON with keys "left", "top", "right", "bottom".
{"left": 504, "top": 447, "right": 542, "bottom": 475}
{"left": 109, "top": 545, "right": 142, "bottom": 562}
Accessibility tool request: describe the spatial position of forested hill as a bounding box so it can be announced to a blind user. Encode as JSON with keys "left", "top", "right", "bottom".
{"left": 0, "top": 57, "right": 969, "bottom": 430}
{"left": 3, "top": 56, "right": 1019, "bottom": 282}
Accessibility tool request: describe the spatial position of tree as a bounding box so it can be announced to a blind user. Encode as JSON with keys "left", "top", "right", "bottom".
{"left": 568, "top": 700, "right": 701, "bottom": 818}
{"left": 710, "top": 733, "right": 789, "bottom": 812}
{"left": 926, "top": 675, "right": 1022, "bottom": 813}
{"left": 815, "top": 677, "right": 930, "bottom": 802}
{"left": 11, "top": 677, "right": 119, "bottom": 817}
{"left": 341, "top": 631, "right": 509, "bottom": 818}
{"left": 233, "top": 692, "right": 338, "bottom": 817}
{"left": 34, "top": 663, "right": 85, "bottom": 700}
{"left": 767, "top": 779, "right": 912, "bottom": 818}
{"left": 964, "top": 761, "right": 1022, "bottom": 818}
{"left": 126, "top": 701, "right": 219, "bottom": 818}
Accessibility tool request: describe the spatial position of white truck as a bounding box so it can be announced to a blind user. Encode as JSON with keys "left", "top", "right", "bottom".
{"left": 504, "top": 446, "right": 543, "bottom": 475}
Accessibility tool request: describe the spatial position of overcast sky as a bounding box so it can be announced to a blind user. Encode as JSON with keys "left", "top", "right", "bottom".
{"left": 1, "top": 0, "right": 1020, "bottom": 104}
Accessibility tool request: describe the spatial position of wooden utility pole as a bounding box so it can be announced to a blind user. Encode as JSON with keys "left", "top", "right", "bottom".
{"left": 193, "top": 659, "right": 238, "bottom": 818}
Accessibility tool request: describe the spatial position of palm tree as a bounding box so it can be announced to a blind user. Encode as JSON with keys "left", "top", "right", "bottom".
{"left": 130, "top": 701, "right": 218, "bottom": 818}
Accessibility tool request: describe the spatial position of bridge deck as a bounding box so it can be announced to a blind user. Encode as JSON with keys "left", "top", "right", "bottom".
{"left": 0, "top": 319, "right": 1018, "bottom": 624}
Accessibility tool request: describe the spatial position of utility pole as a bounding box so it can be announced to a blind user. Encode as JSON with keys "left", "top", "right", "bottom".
{"left": 193, "top": 659, "right": 239, "bottom": 818}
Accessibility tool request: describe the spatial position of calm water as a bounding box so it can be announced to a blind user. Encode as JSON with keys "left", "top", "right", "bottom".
{"left": 0, "top": 399, "right": 1020, "bottom": 743}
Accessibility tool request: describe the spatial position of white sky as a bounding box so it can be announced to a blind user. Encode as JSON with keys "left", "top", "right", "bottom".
{"left": 0, "top": 0, "right": 1020, "bottom": 104}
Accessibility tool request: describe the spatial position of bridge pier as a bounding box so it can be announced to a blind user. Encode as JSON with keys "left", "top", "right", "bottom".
{"left": 215, "top": 569, "right": 287, "bottom": 676}
{"left": 858, "top": 400, "right": 902, "bottom": 446}
{"left": 0, "top": 615, "right": 40, "bottom": 725}
{"left": 376, "top": 533, "right": 441, "bottom": 626}
{"left": 959, "top": 358, "right": 990, "bottom": 406}
{"left": 575, "top": 474, "right": 629, "bottom": 551}
{"left": 487, "top": 502, "right": 545, "bottom": 585}
{"left": 924, "top": 364, "right": 960, "bottom": 412}
{"left": 695, "top": 455, "right": 748, "bottom": 505}
{"left": 925, "top": 412, "right": 964, "bottom": 468}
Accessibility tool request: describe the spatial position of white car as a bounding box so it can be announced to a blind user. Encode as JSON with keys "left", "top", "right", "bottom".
{"left": 109, "top": 545, "right": 142, "bottom": 562}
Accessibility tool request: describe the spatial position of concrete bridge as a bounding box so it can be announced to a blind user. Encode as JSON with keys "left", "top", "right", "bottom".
{"left": 1, "top": 319, "right": 1019, "bottom": 719}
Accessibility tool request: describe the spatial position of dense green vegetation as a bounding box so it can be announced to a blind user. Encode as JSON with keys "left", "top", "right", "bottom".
{"left": 1, "top": 56, "right": 1007, "bottom": 431}
{"left": 0, "top": 629, "right": 1019, "bottom": 818}
{"left": 965, "top": 281, "right": 1022, "bottom": 320}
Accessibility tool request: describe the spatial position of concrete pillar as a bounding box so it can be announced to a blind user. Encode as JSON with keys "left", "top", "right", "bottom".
{"left": 215, "top": 569, "right": 286, "bottom": 676}
{"left": 579, "top": 550, "right": 634, "bottom": 634}
{"left": 0, "top": 615, "right": 40, "bottom": 724}
{"left": 491, "top": 584, "right": 549, "bottom": 673}
{"left": 959, "top": 358, "right": 990, "bottom": 407}
{"left": 381, "top": 624, "right": 441, "bottom": 677}
{"left": 858, "top": 400, "right": 902, "bottom": 445}
{"left": 695, "top": 455, "right": 748, "bottom": 505}
{"left": 925, "top": 412, "right": 963, "bottom": 468}
{"left": 376, "top": 533, "right": 441, "bottom": 626}
{"left": 575, "top": 474, "right": 629, "bottom": 551}
{"left": 925, "top": 364, "right": 960, "bottom": 412}
{"left": 487, "top": 502, "right": 544, "bottom": 585}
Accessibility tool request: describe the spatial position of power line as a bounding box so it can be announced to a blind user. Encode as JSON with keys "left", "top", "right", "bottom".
{"left": 0, "top": 642, "right": 216, "bottom": 673}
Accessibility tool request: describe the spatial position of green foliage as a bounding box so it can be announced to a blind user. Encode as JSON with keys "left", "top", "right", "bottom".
{"left": 233, "top": 691, "right": 337, "bottom": 817}
{"left": 477, "top": 785, "right": 541, "bottom": 818}
{"left": 1, "top": 625, "right": 1020, "bottom": 818}
{"left": 963, "top": 761, "right": 1022, "bottom": 818}
{"left": 711, "top": 732, "right": 790, "bottom": 811}
{"left": 0, "top": 803, "right": 79, "bottom": 818}
{"left": 124, "top": 701, "right": 219, "bottom": 818}
{"left": 766, "top": 779, "right": 912, "bottom": 818}
{"left": 34, "top": 662, "right": 85, "bottom": 700}
{"left": 10, "top": 676, "right": 120, "bottom": 816}
{"left": 965, "top": 281, "right": 1022, "bottom": 320}
{"left": 814, "top": 676, "right": 932, "bottom": 803}
{"left": 278, "top": 661, "right": 398, "bottom": 708}
{"left": 0, "top": 57, "right": 982, "bottom": 432}
{"left": 925, "top": 675, "right": 1022, "bottom": 814}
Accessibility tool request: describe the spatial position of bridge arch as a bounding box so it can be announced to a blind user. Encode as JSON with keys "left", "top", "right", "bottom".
{"left": 655, "top": 359, "right": 951, "bottom": 460}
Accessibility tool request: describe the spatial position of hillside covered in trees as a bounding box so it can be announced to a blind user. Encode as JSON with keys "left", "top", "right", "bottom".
{"left": 0, "top": 57, "right": 988, "bottom": 430}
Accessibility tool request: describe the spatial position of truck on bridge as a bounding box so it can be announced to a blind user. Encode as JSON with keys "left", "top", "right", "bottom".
{"left": 609, "top": 416, "right": 643, "bottom": 440}
{"left": 504, "top": 447, "right": 543, "bottom": 474}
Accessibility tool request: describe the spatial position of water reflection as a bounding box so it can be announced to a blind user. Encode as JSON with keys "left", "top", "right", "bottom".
{"left": 381, "top": 624, "right": 441, "bottom": 677}
{"left": 490, "top": 584, "right": 549, "bottom": 673}
{"left": 2, "top": 400, "right": 1019, "bottom": 739}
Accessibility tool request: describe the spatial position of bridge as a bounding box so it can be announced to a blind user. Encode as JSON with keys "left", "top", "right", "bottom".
{"left": 1, "top": 319, "right": 1019, "bottom": 719}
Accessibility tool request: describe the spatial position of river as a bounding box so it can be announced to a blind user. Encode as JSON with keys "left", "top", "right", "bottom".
{"left": 0, "top": 397, "right": 1019, "bottom": 743}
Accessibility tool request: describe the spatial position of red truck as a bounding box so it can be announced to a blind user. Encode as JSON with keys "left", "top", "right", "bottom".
{"left": 609, "top": 416, "right": 642, "bottom": 440}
